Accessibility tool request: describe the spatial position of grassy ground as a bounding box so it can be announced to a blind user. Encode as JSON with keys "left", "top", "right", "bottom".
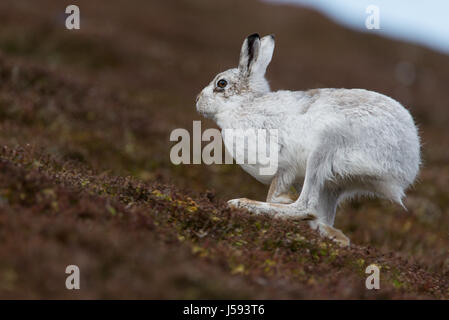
{"left": 0, "top": 0, "right": 448, "bottom": 299}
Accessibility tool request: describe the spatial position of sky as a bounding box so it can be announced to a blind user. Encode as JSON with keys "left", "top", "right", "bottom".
{"left": 266, "top": 0, "right": 449, "bottom": 55}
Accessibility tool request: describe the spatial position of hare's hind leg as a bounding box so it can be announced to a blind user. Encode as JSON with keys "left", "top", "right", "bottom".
{"left": 313, "top": 221, "right": 350, "bottom": 247}
{"left": 297, "top": 183, "right": 350, "bottom": 246}
{"left": 228, "top": 172, "right": 314, "bottom": 220}
{"left": 227, "top": 198, "right": 316, "bottom": 220}
{"left": 293, "top": 149, "right": 350, "bottom": 246}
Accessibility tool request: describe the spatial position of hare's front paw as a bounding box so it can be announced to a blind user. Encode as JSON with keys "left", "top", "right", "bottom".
{"left": 270, "top": 193, "right": 295, "bottom": 204}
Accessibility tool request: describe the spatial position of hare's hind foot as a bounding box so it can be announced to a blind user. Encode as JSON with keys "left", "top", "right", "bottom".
{"left": 311, "top": 221, "right": 350, "bottom": 247}
{"left": 227, "top": 198, "right": 316, "bottom": 220}
{"left": 227, "top": 198, "right": 349, "bottom": 246}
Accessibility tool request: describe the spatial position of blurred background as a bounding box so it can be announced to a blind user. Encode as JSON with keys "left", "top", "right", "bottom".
{"left": 0, "top": 0, "right": 448, "bottom": 298}
{"left": 271, "top": 0, "right": 449, "bottom": 54}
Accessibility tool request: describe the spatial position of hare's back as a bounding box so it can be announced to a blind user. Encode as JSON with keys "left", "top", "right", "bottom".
{"left": 310, "top": 88, "right": 412, "bottom": 122}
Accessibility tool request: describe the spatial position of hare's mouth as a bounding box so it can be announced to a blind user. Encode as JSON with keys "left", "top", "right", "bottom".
{"left": 196, "top": 108, "right": 214, "bottom": 119}
{"left": 195, "top": 100, "right": 214, "bottom": 119}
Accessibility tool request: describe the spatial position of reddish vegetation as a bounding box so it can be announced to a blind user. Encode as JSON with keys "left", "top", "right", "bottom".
{"left": 0, "top": 0, "right": 448, "bottom": 299}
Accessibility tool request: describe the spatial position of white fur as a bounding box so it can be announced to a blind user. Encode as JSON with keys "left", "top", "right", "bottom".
{"left": 196, "top": 34, "right": 421, "bottom": 246}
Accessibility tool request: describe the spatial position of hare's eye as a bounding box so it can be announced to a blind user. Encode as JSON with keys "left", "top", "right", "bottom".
{"left": 217, "top": 79, "right": 227, "bottom": 88}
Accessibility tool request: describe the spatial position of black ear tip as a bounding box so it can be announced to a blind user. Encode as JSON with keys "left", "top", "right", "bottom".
{"left": 248, "top": 33, "right": 260, "bottom": 40}
{"left": 270, "top": 34, "right": 275, "bottom": 39}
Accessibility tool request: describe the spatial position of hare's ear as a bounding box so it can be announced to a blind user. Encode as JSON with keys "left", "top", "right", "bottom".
{"left": 238, "top": 34, "right": 275, "bottom": 78}
{"left": 252, "top": 35, "right": 275, "bottom": 77}
{"left": 238, "top": 33, "right": 261, "bottom": 76}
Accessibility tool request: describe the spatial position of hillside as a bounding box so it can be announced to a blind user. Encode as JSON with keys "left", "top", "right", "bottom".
{"left": 0, "top": 0, "right": 448, "bottom": 299}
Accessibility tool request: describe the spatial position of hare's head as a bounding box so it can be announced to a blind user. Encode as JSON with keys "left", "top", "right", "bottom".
{"left": 196, "top": 33, "right": 275, "bottom": 119}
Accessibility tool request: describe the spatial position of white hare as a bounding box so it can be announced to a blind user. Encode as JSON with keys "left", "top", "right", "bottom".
{"left": 196, "top": 33, "right": 421, "bottom": 246}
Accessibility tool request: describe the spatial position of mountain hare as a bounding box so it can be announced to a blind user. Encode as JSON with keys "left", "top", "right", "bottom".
{"left": 196, "top": 33, "right": 421, "bottom": 246}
